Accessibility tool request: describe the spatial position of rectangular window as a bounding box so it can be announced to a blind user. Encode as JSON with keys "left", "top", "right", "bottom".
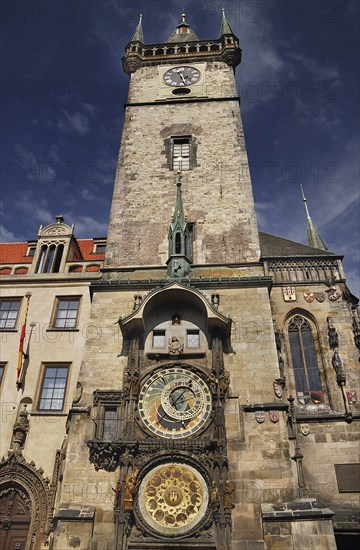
{"left": 187, "top": 330, "right": 200, "bottom": 348}
{"left": 27, "top": 246, "right": 36, "bottom": 256}
{"left": 53, "top": 297, "right": 80, "bottom": 329}
{"left": 0, "top": 299, "right": 21, "bottom": 330}
{"left": 172, "top": 138, "right": 190, "bottom": 171}
{"left": 39, "top": 365, "right": 69, "bottom": 411}
{"left": 153, "top": 330, "right": 166, "bottom": 348}
{"left": 103, "top": 408, "right": 118, "bottom": 441}
{"left": 94, "top": 244, "right": 106, "bottom": 254}
{"left": 0, "top": 363, "right": 5, "bottom": 385}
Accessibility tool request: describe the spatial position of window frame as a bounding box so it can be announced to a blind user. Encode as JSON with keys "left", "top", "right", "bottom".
{"left": 37, "top": 363, "right": 70, "bottom": 412}
{"left": 287, "top": 314, "right": 323, "bottom": 401}
{"left": 186, "top": 329, "right": 200, "bottom": 348}
{"left": 51, "top": 296, "right": 81, "bottom": 330}
{"left": 0, "top": 297, "right": 22, "bottom": 331}
{"left": 152, "top": 330, "right": 166, "bottom": 348}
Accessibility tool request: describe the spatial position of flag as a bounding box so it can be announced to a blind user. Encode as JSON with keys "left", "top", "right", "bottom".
{"left": 17, "top": 294, "right": 31, "bottom": 387}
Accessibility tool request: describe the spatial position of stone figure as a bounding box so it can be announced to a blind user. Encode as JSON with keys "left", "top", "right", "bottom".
{"left": 168, "top": 336, "right": 184, "bottom": 354}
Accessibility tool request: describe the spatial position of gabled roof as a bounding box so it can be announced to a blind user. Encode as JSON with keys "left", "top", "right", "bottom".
{"left": 259, "top": 231, "right": 340, "bottom": 258}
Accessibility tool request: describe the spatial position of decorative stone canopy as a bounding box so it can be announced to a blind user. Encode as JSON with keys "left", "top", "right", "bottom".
{"left": 119, "top": 282, "right": 231, "bottom": 337}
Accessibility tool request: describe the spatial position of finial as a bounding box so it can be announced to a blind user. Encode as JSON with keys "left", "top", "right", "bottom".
{"left": 176, "top": 170, "right": 182, "bottom": 186}
{"left": 300, "top": 185, "right": 310, "bottom": 220}
{"left": 56, "top": 214, "right": 64, "bottom": 223}
{"left": 182, "top": 11, "right": 186, "bottom": 23}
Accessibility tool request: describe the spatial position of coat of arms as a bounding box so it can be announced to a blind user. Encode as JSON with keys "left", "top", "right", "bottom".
{"left": 273, "top": 380, "right": 283, "bottom": 399}
{"left": 346, "top": 390, "right": 357, "bottom": 405}
{"left": 310, "top": 391, "right": 323, "bottom": 404}
{"left": 314, "top": 292, "right": 325, "bottom": 303}
{"left": 282, "top": 286, "right": 296, "bottom": 302}
{"left": 328, "top": 289, "right": 341, "bottom": 301}
{"left": 303, "top": 293, "right": 314, "bottom": 303}
{"left": 297, "top": 391, "right": 310, "bottom": 405}
{"left": 255, "top": 410, "right": 265, "bottom": 423}
{"left": 269, "top": 410, "right": 279, "bottom": 423}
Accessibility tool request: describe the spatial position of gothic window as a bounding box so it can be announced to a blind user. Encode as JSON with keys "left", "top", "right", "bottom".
{"left": 172, "top": 137, "right": 190, "bottom": 170}
{"left": 0, "top": 298, "right": 21, "bottom": 329}
{"left": 38, "top": 365, "right": 69, "bottom": 411}
{"left": 36, "top": 243, "right": 64, "bottom": 273}
{"left": 52, "top": 297, "right": 80, "bottom": 329}
{"left": 288, "top": 315, "right": 322, "bottom": 398}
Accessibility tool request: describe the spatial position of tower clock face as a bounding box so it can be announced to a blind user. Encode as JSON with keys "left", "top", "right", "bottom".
{"left": 138, "top": 367, "right": 212, "bottom": 438}
{"left": 163, "top": 66, "right": 201, "bottom": 87}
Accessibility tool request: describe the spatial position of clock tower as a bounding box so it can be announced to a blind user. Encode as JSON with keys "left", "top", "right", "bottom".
{"left": 54, "top": 11, "right": 327, "bottom": 550}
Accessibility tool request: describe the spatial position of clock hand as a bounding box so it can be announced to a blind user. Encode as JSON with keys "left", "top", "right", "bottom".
{"left": 180, "top": 72, "right": 186, "bottom": 85}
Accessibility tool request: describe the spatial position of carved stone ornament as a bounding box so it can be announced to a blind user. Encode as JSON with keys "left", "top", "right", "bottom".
{"left": 269, "top": 410, "right": 279, "bottom": 423}
{"left": 282, "top": 286, "right": 296, "bottom": 302}
{"left": 303, "top": 293, "right": 314, "bottom": 303}
{"left": 87, "top": 442, "right": 121, "bottom": 472}
{"left": 0, "top": 452, "right": 55, "bottom": 545}
{"left": 314, "top": 292, "right": 325, "bottom": 303}
{"left": 40, "top": 223, "right": 72, "bottom": 237}
{"left": 72, "top": 382, "right": 83, "bottom": 404}
{"left": 255, "top": 411, "right": 265, "bottom": 423}
{"left": 301, "top": 424, "right": 310, "bottom": 436}
{"left": 346, "top": 390, "right": 357, "bottom": 405}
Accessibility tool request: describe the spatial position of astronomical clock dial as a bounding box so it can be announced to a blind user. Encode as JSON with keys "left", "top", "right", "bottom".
{"left": 138, "top": 463, "right": 209, "bottom": 536}
{"left": 163, "top": 66, "right": 201, "bottom": 87}
{"left": 138, "top": 367, "right": 212, "bottom": 439}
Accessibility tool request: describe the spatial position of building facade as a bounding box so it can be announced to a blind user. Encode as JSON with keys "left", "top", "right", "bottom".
{"left": 1, "top": 11, "right": 359, "bottom": 550}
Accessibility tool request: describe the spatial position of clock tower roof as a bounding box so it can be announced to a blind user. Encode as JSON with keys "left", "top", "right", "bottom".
{"left": 166, "top": 12, "right": 200, "bottom": 43}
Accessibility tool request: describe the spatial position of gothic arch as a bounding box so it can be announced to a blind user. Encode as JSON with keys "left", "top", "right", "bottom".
{"left": 283, "top": 308, "right": 328, "bottom": 406}
{"left": 0, "top": 453, "right": 54, "bottom": 548}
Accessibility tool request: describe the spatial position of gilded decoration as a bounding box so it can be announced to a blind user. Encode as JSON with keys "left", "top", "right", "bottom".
{"left": 138, "top": 463, "right": 208, "bottom": 536}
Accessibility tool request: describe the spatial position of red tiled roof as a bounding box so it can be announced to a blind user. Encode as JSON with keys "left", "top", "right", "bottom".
{"left": 0, "top": 239, "right": 106, "bottom": 263}
{"left": 0, "top": 243, "right": 32, "bottom": 264}
{"left": 77, "top": 239, "right": 106, "bottom": 260}
{"left": 85, "top": 264, "right": 101, "bottom": 272}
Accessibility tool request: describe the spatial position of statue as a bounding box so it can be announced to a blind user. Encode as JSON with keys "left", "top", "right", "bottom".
{"left": 223, "top": 480, "right": 235, "bottom": 510}
{"left": 112, "top": 480, "right": 121, "bottom": 508}
{"left": 124, "top": 469, "right": 138, "bottom": 509}
{"left": 210, "top": 481, "right": 220, "bottom": 512}
{"left": 168, "top": 336, "right": 184, "bottom": 355}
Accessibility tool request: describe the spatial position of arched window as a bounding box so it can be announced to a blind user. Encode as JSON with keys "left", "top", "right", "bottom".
{"left": 288, "top": 315, "right": 322, "bottom": 404}
{"left": 36, "top": 244, "right": 64, "bottom": 273}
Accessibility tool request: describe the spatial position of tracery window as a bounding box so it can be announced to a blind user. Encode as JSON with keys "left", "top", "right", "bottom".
{"left": 288, "top": 315, "right": 322, "bottom": 402}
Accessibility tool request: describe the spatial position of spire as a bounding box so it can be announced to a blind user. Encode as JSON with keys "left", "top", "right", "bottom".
{"left": 171, "top": 172, "right": 186, "bottom": 230}
{"left": 167, "top": 12, "right": 200, "bottom": 43}
{"left": 300, "top": 185, "right": 328, "bottom": 250}
{"left": 167, "top": 173, "right": 191, "bottom": 278}
{"left": 130, "top": 14, "right": 144, "bottom": 43}
{"left": 220, "top": 7, "right": 234, "bottom": 36}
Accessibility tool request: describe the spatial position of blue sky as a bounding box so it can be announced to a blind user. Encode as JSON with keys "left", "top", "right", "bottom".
{"left": 1, "top": 0, "right": 359, "bottom": 295}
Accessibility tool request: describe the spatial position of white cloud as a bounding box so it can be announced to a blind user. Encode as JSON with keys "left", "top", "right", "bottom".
{"left": 0, "top": 224, "right": 18, "bottom": 242}
{"left": 58, "top": 110, "right": 90, "bottom": 136}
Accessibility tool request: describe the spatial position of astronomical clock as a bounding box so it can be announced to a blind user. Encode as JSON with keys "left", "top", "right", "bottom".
{"left": 88, "top": 282, "right": 234, "bottom": 549}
